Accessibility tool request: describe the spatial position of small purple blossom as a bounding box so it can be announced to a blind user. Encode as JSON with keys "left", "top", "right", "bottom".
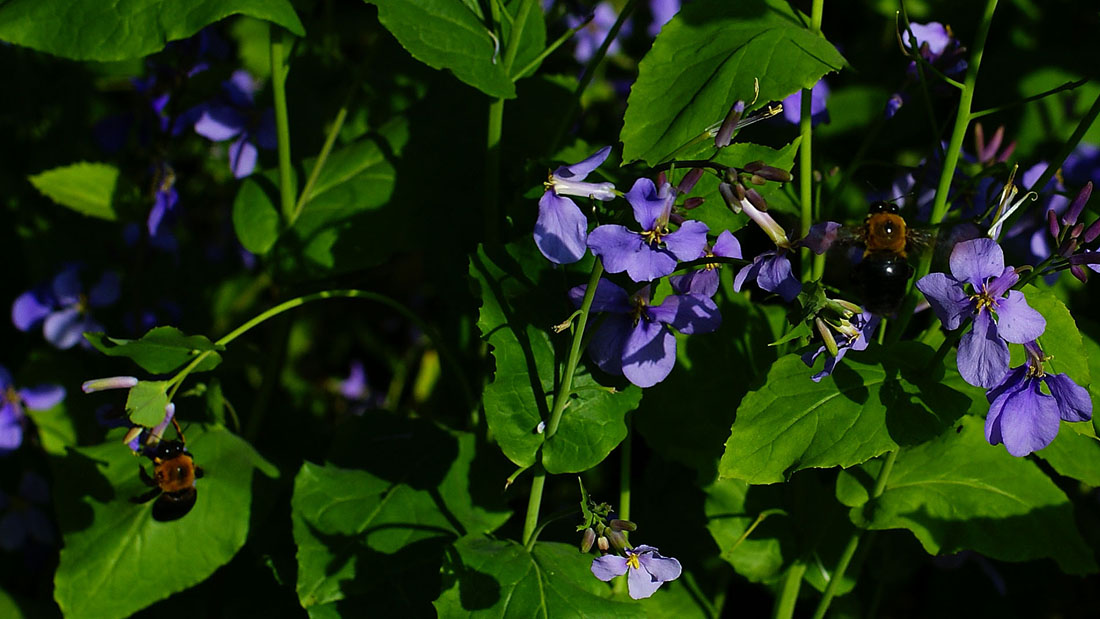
{"left": 587, "top": 178, "right": 709, "bottom": 282}
{"left": 916, "top": 238, "right": 1046, "bottom": 388}
{"left": 0, "top": 367, "right": 66, "bottom": 455}
{"left": 801, "top": 312, "right": 880, "bottom": 382}
{"left": 0, "top": 472, "right": 54, "bottom": 550}
{"left": 985, "top": 342, "right": 1092, "bottom": 457}
{"left": 1063, "top": 142, "right": 1100, "bottom": 188}
{"left": 536, "top": 146, "right": 616, "bottom": 264}
{"left": 193, "top": 70, "right": 277, "bottom": 178}
{"left": 569, "top": 280, "right": 720, "bottom": 388}
{"left": 670, "top": 230, "right": 742, "bottom": 297}
{"left": 12, "top": 266, "right": 120, "bottom": 350}
{"left": 591, "top": 544, "right": 682, "bottom": 600}
{"left": 733, "top": 250, "right": 800, "bottom": 302}
{"left": 126, "top": 403, "right": 176, "bottom": 456}
{"left": 567, "top": 2, "right": 632, "bottom": 63}
{"left": 648, "top": 0, "right": 679, "bottom": 37}
{"left": 782, "top": 79, "right": 829, "bottom": 126}
{"left": 148, "top": 161, "right": 179, "bottom": 238}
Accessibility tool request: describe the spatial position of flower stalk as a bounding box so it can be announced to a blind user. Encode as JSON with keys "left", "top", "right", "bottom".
{"left": 270, "top": 25, "right": 295, "bottom": 221}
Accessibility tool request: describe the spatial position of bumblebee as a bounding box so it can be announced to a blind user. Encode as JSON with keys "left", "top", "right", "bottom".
{"left": 132, "top": 439, "right": 203, "bottom": 521}
{"left": 842, "top": 201, "right": 931, "bottom": 315}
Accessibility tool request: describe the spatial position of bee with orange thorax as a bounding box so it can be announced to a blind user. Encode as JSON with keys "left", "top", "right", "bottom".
{"left": 132, "top": 439, "right": 203, "bottom": 521}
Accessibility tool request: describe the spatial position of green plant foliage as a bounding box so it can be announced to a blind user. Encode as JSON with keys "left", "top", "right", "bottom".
{"left": 52, "top": 425, "right": 278, "bottom": 619}
{"left": 1023, "top": 284, "right": 1091, "bottom": 386}
{"left": 27, "top": 162, "right": 119, "bottom": 221}
{"left": 0, "top": 0, "right": 304, "bottom": 61}
{"left": 232, "top": 177, "right": 281, "bottom": 255}
{"left": 719, "top": 344, "right": 974, "bottom": 484}
{"left": 124, "top": 380, "right": 170, "bottom": 426}
{"left": 85, "top": 326, "right": 223, "bottom": 374}
{"left": 363, "top": 0, "right": 544, "bottom": 99}
{"left": 836, "top": 415, "right": 1098, "bottom": 575}
{"left": 434, "top": 536, "right": 645, "bottom": 617}
{"left": 621, "top": 0, "right": 845, "bottom": 165}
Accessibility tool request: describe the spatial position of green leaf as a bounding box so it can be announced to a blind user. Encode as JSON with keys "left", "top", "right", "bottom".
{"left": 294, "top": 422, "right": 511, "bottom": 614}
{"left": 835, "top": 415, "right": 1097, "bottom": 575}
{"left": 1035, "top": 425, "right": 1100, "bottom": 486}
{"left": 704, "top": 478, "right": 788, "bottom": 582}
{"left": 27, "top": 403, "right": 75, "bottom": 457}
{"left": 0, "top": 0, "right": 303, "bottom": 61}
{"left": 621, "top": 0, "right": 845, "bottom": 165}
{"left": 125, "top": 381, "right": 170, "bottom": 427}
{"left": 433, "top": 536, "right": 645, "bottom": 617}
{"left": 364, "top": 0, "right": 542, "bottom": 98}
{"left": 719, "top": 344, "right": 974, "bottom": 484}
{"left": 85, "top": 326, "right": 222, "bottom": 375}
{"left": 52, "top": 425, "right": 278, "bottom": 619}
{"left": 28, "top": 162, "right": 118, "bottom": 220}
{"left": 470, "top": 243, "right": 637, "bottom": 470}
{"left": 1023, "top": 285, "right": 1091, "bottom": 387}
{"left": 232, "top": 177, "right": 281, "bottom": 255}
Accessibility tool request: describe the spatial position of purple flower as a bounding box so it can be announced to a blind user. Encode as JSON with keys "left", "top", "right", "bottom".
{"left": 193, "top": 70, "right": 277, "bottom": 178}
{"left": 905, "top": 22, "right": 953, "bottom": 60}
{"left": 985, "top": 342, "right": 1092, "bottom": 457}
{"left": 1003, "top": 162, "right": 1069, "bottom": 265}
{"left": 733, "top": 250, "right": 800, "bottom": 302}
{"left": 916, "top": 238, "right": 1046, "bottom": 388}
{"left": 0, "top": 367, "right": 66, "bottom": 455}
{"left": 148, "top": 161, "right": 179, "bottom": 237}
{"left": 12, "top": 266, "right": 120, "bottom": 350}
{"left": 801, "top": 311, "right": 880, "bottom": 382}
{"left": 1064, "top": 142, "right": 1100, "bottom": 188}
{"left": 670, "top": 230, "right": 742, "bottom": 297}
{"left": 567, "top": 2, "right": 631, "bottom": 63}
{"left": 648, "top": 0, "right": 679, "bottom": 37}
{"left": 126, "top": 403, "right": 176, "bottom": 456}
{"left": 570, "top": 280, "right": 720, "bottom": 388}
{"left": 782, "top": 79, "right": 829, "bottom": 126}
{"left": 587, "top": 178, "right": 709, "bottom": 282}
{"left": 536, "top": 146, "right": 616, "bottom": 264}
{"left": 591, "top": 544, "right": 682, "bottom": 600}
{"left": 0, "top": 472, "right": 54, "bottom": 550}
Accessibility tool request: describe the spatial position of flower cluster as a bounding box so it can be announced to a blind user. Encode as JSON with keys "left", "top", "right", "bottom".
{"left": 887, "top": 21, "right": 967, "bottom": 118}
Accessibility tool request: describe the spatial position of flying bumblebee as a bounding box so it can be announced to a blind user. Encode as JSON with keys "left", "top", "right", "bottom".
{"left": 837, "top": 201, "right": 933, "bottom": 315}
{"left": 132, "top": 439, "right": 203, "bottom": 521}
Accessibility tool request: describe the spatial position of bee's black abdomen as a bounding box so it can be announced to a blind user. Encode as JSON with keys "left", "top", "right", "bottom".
{"left": 854, "top": 253, "right": 913, "bottom": 315}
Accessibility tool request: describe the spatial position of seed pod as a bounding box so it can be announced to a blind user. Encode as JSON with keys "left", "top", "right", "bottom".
{"left": 609, "top": 519, "right": 637, "bottom": 532}
{"left": 683, "top": 197, "right": 705, "bottom": 210}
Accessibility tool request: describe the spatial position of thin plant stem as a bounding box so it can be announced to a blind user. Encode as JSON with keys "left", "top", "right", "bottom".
{"left": 270, "top": 26, "right": 295, "bottom": 221}
{"left": 1025, "top": 90, "right": 1100, "bottom": 196}
{"left": 289, "top": 105, "right": 349, "bottom": 226}
{"left": 523, "top": 466, "right": 546, "bottom": 549}
{"left": 619, "top": 413, "right": 632, "bottom": 522}
{"left": 773, "top": 562, "right": 807, "bottom": 619}
{"left": 799, "top": 0, "right": 824, "bottom": 282}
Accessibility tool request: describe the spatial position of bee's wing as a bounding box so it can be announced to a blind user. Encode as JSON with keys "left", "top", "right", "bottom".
{"left": 905, "top": 226, "right": 936, "bottom": 254}
{"left": 834, "top": 225, "right": 865, "bottom": 247}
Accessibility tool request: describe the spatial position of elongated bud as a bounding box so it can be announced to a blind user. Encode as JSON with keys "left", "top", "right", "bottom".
{"left": 750, "top": 174, "right": 767, "bottom": 186}
{"left": 1071, "top": 223, "right": 1085, "bottom": 240}
{"left": 1058, "top": 237, "right": 1077, "bottom": 258}
{"left": 82, "top": 376, "right": 139, "bottom": 393}
{"left": 815, "top": 318, "right": 839, "bottom": 357}
{"left": 581, "top": 528, "right": 596, "bottom": 553}
{"left": 1084, "top": 218, "right": 1100, "bottom": 243}
{"left": 1063, "top": 181, "right": 1092, "bottom": 227}
{"left": 677, "top": 168, "right": 704, "bottom": 195}
{"left": 597, "top": 536, "right": 610, "bottom": 552}
{"left": 609, "top": 519, "right": 637, "bottom": 532}
{"left": 123, "top": 426, "right": 143, "bottom": 447}
{"left": 669, "top": 213, "right": 686, "bottom": 226}
{"left": 741, "top": 197, "right": 789, "bottom": 247}
{"left": 744, "top": 161, "right": 793, "bottom": 183}
{"left": 1071, "top": 264, "right": 1088, "bottom": 283}
{"left": 682, "top": 197, "right": 705, "bottom": 210}
{"left": 1047, "top": 209, "right": 1060, "bottom": 239}
{"left": 607, "top": 529, "right": 628, "bottom": 551}
{"left": 719, "top": 183, "right": 741, "bottom": 213}
{"left": 715, "top": 101, "right": 745, "bottom": 148}
{"left": 746, "top": 188, "right": 768, "bottom": 212}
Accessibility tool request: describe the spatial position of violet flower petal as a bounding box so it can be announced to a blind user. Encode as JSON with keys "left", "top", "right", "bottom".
{"left": 957, "top": 310, "right": 1010, "bottom": 388}
{"left": 626, "top": 563, "right": 664, "bottom": 600}
{"left": 588, "top": 225, "right": 678, "bottom": 282}
{"left": 624, "top": 178, "right": 670, "bottom": 231}
{"left": 568, "top": 280, "right": 632, "bottom": 314}
{"left": 1044, "top": 373, "right": 1093, "bottom": 422}
{"left": 0, "top": 367, "right": 10, "bottom": 390}
{"left": 18, "top": 384, "right": 65, "bottom": 411}
{"left": 995, "top": 380, "right": 1061, "bottom": 456}
{"left": 194, "top": 105, "right": 246, "bottom": 141}
{"left": 915, "top": 273, "right": 970, "bottom": 330}
{"left": 591, "top": 555, "right": 629, "bottom": 581}
{"left": 669, "top": 269, "right": 719, "bottom": 297}
{"left": 587, "top": 316, "right": 632, "bottom": 377}
{"left": 712, "top": 230, "right": 742, "bottom": 258}
{"left": 536, "top": 192, "right": 589, "bottom": 264}
{"left": 0, "top": 511, "right": 27, "bottom": 550}
{"left": 229, "top": 136, "right": 259, "bottom": 178}
{"left": 556, "top": 146, "right": 611, "bottom": 180}
{"left": 993, "top": 291, "right": 1045, "bottom": 344}
{"left": 51, "top": 266, "right": 82, "bottom": 306}
{"left": 648, "top": 294, "right": 721, "bottom": 334}
{"left": 663, "top": 220, "right": 709, "bottom": 261}
{"left": 949, "top": 238, "right": 1004, "bottom": 288}
{"left": 802, "top": 221, "right": 841, "bottom": 254}
{"left": 757, "top": 253, "right": 800, "bottom": 302}
{"left": 224, "top": 69, "right": 258, "bottom": 107}
{"left": 638, "top": 552, "right": 682, "bottom": 583}
{"left": 621, "top": 320, "right": 676, "bottom": 388}
{"left": 43, "top": 308, "right": 86, "bottom": 350}
{"left": 89, "top": 272, "right": 121, "bottom": 307}
{"left": 11, "top": 290, "right": 54, "bottom": 332}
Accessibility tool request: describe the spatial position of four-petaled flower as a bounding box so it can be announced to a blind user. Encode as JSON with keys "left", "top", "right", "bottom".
{"left": 535, "top": 146, "right": 617, "bottom": 264}
{"left": 193, "top": 70, "right": 277, "bottom": 178}
{"left": 916, "top": 238, "right": 1046, "bottom": 388}
{"left": 0, "top": 366, "right": 66, "bottom": 455}
{"left": 733, "top": 249, "right": 800, "bottom": 302}
{"left": 570, "top": 280, "right": 720, "bottom": 388}
{"left": 587, "top": 177, "right": 709, "bottom": 282}
{"left": 801, "top": 311, "right": 880, "bottom": 382}
{"left": 12, "top": 266, "right": 121, "bottom": 350}
{"left": 985, "top": 341, "right": 1092, "bottom": 457}
{"left": 670, "top": 230, "right": 741, "bottom": 297}
{"left": 591, "top": 544, "right": 682, "bottom": 600}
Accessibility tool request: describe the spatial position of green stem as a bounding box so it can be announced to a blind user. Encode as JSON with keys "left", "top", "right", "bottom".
{"left": 485, "top": 98, "right": 504, "bottom": 247}
{"left": 799, "top": 0, "right": 824, "bottom": 282}
{"left": 619, "top": 413, "right": 632, "bottom": 522}
{"left": 289, "top": 105, "right": 348, "bottom": 227}
{"left": 889, "top": 0, "right": 998, "bottom": 342}
{"left": 521, "top": 259, "right": 605, "bottom": 546}
{"left": 970, "top": 78, "right": 1088, "bottom": 120}
{"left": 1026, "top": 90, "right": 1100, "bottom": 196}
{"left": 773, "top": 562, "right": 807, "bottom": 619}
{"left": 270, "top": 26, "right": 295, "bottom": 221}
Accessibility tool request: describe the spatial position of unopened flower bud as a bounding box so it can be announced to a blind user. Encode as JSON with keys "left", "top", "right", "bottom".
{"left": 744, "top": 161, "right": 792, "bottom": 183}
{"left": 1071, "top": 264, "right": 1088, "bottom": 283}
{"left": 1084, "top": 218, "right": 1100, "bottom": 243}
{"left": 682, "top": 197, "right": 704, "bottom": 210}
{"left": 732, "top": 181, "right": 748, "bottom": 201}
{"left": 1062, "top": 181, "right": 1092, "bottom": 227}
{"left": 609, "top": 519, "right": 637, "bottom": 532}
{"left": 597, "top": 535, "right": 610, "bottom": 552}
{"left": 750, "top": 174, "right": 767, "bottom": 186}
{"left": 677, "top": 168, "right": 704, "bottom": 195}
{"left": 715, "top": 101, "right": 745, "bottom": 148}
{"left": 746, "top": 188, "right": 768, "bottom": 212}
{"left": 581, "top": 528, "right": 596, "bottom": 553}
{"left": 82, "top": 376, "right": 139, "bottom": 393}
{"left": 1058, "top": 237, "right": 1077, "bottom": 258}
{"left": 607, "top": 529, "right": 628, "bottom": 551}
{"left": 831, "top": 299, "right": 864, "bottom": 316}
{"left": 656, "top": 170, "right": 668, "bottom": 186}
{"left": 1071, "top": 223, "right": 1085, "bottom": 240}
{"left": 669, "top": 213, "right": 686, "bottom": 226}
{"left": 815, "top": 318, "right": 839, "bottom": 358}
{"left": 719, "top": 183, "right": 741, "bottom": 213}
{"left": 1047, "top": 209, "right": 1060, "bottom": 239}
{"left": 123, "top": 426, "right": 143, "bottom": 447}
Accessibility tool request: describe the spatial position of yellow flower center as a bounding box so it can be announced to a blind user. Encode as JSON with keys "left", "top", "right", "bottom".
{"left": 640, "top": 226, "right": 669, "bottom": 247}
{"left": 626, "top": 553, "right": 641, "bottom": 570}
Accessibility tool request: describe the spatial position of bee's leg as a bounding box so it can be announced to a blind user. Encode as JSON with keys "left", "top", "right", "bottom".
{"left": 138, "top": 464, "right": 156, "bottom": 487}
{"left": 194, "top": 466, "right": 204, "bottom": 479}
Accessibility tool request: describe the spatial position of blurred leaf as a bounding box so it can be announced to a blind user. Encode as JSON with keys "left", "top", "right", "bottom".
{"left": 433, "top": 536, "right": 645, "bottom": 617}
{"left": 27, "top": 403, "right": 75, "bottom": 456}
{"left": 622, "top": 0, "right": 845, "bottom": 165}
{"left": 232, "top": 177, "right": 281, "bottom": 255}
{"left": 363, "top": 0, "right": 543, "bottom": 98}
{"left": 125, "top": 380, "right": 169, "bottom": 427}
{"left": 836, "top": 415, "right": 1098, "bottom": 575}
{"left": 719, "top": 343, "right": 974, "bottom": 484}
{"left": 86, "top": 326, "right": 222, "bottom": 375}
{"left": 28, "top": 162, "right": 118, "bottom": 221}
{"left": 52, "top": 425, "right": 278, "bottom": 619}
{"left": 0, "top": 0, "right": 304, "bottom": 61}
{"left": 1035, "top": 425, "right": 1100, "bottom": 486}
